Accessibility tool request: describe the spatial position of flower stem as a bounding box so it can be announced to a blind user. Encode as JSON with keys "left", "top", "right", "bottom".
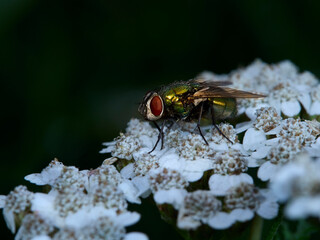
{"left": 250, "top": 215, "right": 263, "bottom": 240}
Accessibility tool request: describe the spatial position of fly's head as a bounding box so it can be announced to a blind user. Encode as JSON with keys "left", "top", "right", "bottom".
{"left": 139, "top": 91, "right": 164, "bottom": 121}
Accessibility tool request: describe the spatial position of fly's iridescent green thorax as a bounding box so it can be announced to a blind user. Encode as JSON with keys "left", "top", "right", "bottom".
{"left": 159, "top": 82, "right": 200, "bottom": 119}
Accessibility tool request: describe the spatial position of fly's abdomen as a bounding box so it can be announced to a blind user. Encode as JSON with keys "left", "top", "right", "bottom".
{"left": 211, "top": 97, "right": 237, "bottom": 120}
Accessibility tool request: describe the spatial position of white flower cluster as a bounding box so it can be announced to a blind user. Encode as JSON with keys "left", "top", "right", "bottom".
{"left": 102, "top": 118, "right": 278, "bottom": 230}
{"left": 217, "top": 59, "right": 320, "bottom": 118}
{"left": 240, "top": 111, "right": 320, "bottom": 182}
{"left": 271, "top": 153, "right": 320, "bottom": 219}
{"left": 1, "top": 60, "right": 319, "bottom": 236}
{"left": 0, "top": 159, "right": 148, "bottom": 240}
{"left": 101, "top": 60, "right": 320, "bottom": 230}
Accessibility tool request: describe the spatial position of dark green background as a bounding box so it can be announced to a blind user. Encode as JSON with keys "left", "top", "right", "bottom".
{"left": 1, "top": 0, "right": 319, "bottom": 239}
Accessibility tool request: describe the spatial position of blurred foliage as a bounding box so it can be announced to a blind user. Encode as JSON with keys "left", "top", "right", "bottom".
{"left": 278, "top": 220, "right": 319, "bottom": 240}
{"left": 1, "top": 0, "right": 320, "bottom": 239}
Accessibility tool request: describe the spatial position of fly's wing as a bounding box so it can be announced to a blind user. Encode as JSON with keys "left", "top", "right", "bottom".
{"left": 190, "top": 77, "right": 233, "bottom": 87}
{"left": 193, "top": 86, "right": 266, "bottom": 98}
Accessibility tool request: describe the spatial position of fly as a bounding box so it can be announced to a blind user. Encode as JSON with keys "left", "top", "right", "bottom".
{"left": 138, "top": 78, "right": 265, "bottom": 153}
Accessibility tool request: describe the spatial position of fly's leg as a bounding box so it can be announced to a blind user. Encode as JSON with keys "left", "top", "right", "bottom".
{"left": 159, "top": 121, "right": 165, "bottom": 150}
{"left": 210, "top": 105, "right": 233, "bottom": 144}
{"left": 149, "top": 121, "right": 165, "bottom": 153}
{"left": 166, "top": 119, "right": 175, "bottom": 129}
{"left": 197, "top": 102, "right": 209, "bottom": 145}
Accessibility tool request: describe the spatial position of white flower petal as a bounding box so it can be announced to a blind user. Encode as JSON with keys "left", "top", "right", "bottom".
{"left": 102, "top": 141, "right": 116, "bottom": 147}
{"left": 102, "top": 157, "right": 118, "bottom": 165}
{"left": 115, "top": 211, "right": 141, "bottom": 227}
{"left": 285, "top": 196, "right": 320, "bottom": 219}
{"left": 270, "top": 164, "right": 305, "bottom": 201}
{"left": 294, "top": 84, "right": 312, "bottom": 92}
{"left": 120, "top": 163, "right": 135, "bottom": 179}
{"left": 119, "top": 180, "right": 141, "bottom": 204}
{"left": 265, "top": 125, "right": 281, "bottom": 135}
{"left": 209, "top": 174, "right": 253, "bottom": 196}
{"left": 25, "top": 171, "right": 61, "bottom": 186}
{"left": 265, "top": 137, "right": 280, "bottom": 146}
{"left": 182, "top": 171, "right": 204, "bottom": 182}
{"left": 281, "top": 100, "right": 301, "bottom": 117}
{"left": 235, "top": 121, "right": 253, "bottom": 134}
{"left": 139, "top": 135, "right": 156, "bottom": 149}
{"left": 256, "top": 189, "right": 279, "bottom": 219}
{"left": 66, "top": 207, "right": 140, "bottom": 228}
{"left": 3, "top": 208, "right": 15, "bottom": 233}
{"left": 31, "top": 192, "right": 62, "bottom": 227}
{"left": 229, "top": 208, "right": 254, "bottom": 222}
{"left": 246, "top": 157, "right": 260, "bottom": 168}
{"left": 24, "top": 161, "right": 64, "bottom": 186}
{"left": 99, "top": 144, "right": 115, "bottom": 153}
{"left": 65, "top": 207, "right": 114, "bottom": 228}
{"left": 310, "top": 101, "right": 320, "bottom": 115}
{"left": 207, "top": 212, "right": 235, "bottom": 229}
{"left": 257, "top": 200, "right": 279, "bottom": 219}
{"left": 31, "top": 236, "right": 52, "bottom": 240}
{"left": 0, "top": 195, "right": 6, "bottom": 208}
{"left": 268, "top": 98, "right": 281, "bottom": 115}
{"left": 251, "top": 146, "right": 271, "bottom": 159}
{"left": 24, "top": 174, "right": 46, "bottom": 185}
{"left": 231, "top": 143, "right": 245, "bottom": 152}
{"left": 243, "top": 128, "right": 266, "bottom": 151}
{"left": 298, "top": 92, "right": 311, "bottom": 113}
{"left": 183, "top": 158, "right": 213, "bottom": 172}
{"left": 124, "top": 232, "right": 149, "bottom": 240}
{"left": 257, "top": 161, "right": 279, "bottom": 181}
{"left": 177, "top": 215, "right": 201, "bottom": 230}
{"left": 131, "top": 176, "right": 151, "bottom": 197}
{"left": 154, "top": 189, "right": 187, "bottom": 209}
{"left": 158, "top": 152, "right": 182, "bottom": 170}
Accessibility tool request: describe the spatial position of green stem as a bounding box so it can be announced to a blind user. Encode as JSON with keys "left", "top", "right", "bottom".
{"left": 250, "top": 215, "right": 263, "bottom": 240}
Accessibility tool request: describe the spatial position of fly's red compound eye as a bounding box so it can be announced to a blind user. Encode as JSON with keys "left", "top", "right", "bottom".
{"left": 150, "top": 96, "right": 163, "bottom": 116}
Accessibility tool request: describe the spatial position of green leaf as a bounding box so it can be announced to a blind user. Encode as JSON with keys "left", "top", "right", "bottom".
{"left": 264, "top": 211, "right": 283, "bottom": 240}
{"left": 282, "top": 220, "right": 318, "bottom": 240}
